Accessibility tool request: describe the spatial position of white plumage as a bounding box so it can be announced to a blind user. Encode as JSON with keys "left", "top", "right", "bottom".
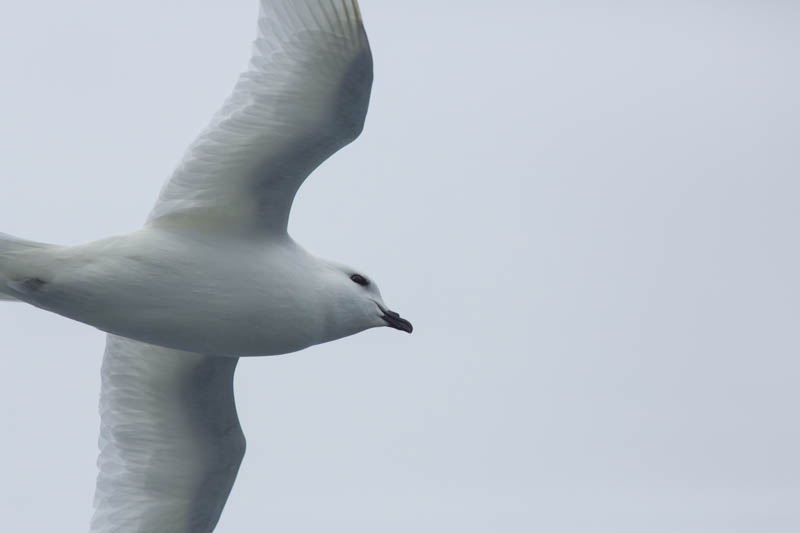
{"left": 149, "top": 0, "right": 372, "bottom": 234}
{"left": 91, "top": 336, "right": 244, "bottom": 532}
{"left": 0, "top": 1, "right": 413, "bottom": 531}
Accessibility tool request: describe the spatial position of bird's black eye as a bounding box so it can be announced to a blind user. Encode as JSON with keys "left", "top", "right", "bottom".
{"left": 351, "top": 274, "right": 369, "bottom": 286}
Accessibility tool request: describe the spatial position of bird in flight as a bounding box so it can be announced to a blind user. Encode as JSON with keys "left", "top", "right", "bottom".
{"left": 0, "top": 0, "right": 411, "bottom": 531}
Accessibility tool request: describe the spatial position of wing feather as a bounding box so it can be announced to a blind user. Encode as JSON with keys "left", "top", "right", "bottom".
{"left": 147, "top": 0, "right": 373, "bottom": 234}
{"left": 90, "top": 335, "right": 245, "bottom": 533}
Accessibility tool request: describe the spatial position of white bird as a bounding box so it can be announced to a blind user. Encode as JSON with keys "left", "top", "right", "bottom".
{"left": 0, "top": 0, "right": 411, "bottom": 531}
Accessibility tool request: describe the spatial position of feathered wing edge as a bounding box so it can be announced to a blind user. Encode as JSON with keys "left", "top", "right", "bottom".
{"left": 147, "top": 0, "right": 373, "bottom": 233}
{"left": 90, "top": 335, "right": 245, "bottom": 533}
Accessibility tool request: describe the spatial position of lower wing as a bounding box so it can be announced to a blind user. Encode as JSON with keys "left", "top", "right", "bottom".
{"left": 90, "top": 335, "right": 246, "bottom": 532}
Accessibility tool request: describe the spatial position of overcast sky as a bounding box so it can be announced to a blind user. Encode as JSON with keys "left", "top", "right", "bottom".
{"left": 1, "top": 1, "right": 799, "bottom": 531}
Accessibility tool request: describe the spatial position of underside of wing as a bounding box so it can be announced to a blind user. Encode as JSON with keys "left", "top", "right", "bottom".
{"left": 148, "top": 0, "right": 373, "bottom": 234}
{"left": 91, "top": 335, "right": 245, "bottom": 533}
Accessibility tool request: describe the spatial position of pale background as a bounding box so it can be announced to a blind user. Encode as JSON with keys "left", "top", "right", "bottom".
{"left": 1, "top": 1, "right": 799, "bottom": 531}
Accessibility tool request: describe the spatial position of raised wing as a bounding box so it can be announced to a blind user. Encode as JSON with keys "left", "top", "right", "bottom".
{"left": 148, "top": 0, "right": 373, "bottom": 234}
{"left": 90, "top": 335, "right": 245, "bottom": 533}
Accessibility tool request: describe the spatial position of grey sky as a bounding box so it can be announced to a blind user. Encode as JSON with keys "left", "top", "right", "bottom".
{"left": 1, "top": 1, "right": 799, "bottom": 531}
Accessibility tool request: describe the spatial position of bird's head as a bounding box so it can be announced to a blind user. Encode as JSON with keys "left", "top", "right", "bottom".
{"left": 320, "top": 260, "right": 413, "bottom": 339}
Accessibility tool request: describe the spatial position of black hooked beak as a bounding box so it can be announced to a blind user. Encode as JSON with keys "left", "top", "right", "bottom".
{"left": 381, "top": 308, "right": 413, "bottom": 334}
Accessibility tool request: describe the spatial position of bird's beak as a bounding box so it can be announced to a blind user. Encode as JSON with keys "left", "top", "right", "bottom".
{"left": 381, "top": 309, "right": 413, "bottom": 334}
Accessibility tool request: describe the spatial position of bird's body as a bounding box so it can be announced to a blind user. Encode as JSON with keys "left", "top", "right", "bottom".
{"left": 3, "top": 227, "right": 382, "bottom": 356}
{"left": 0, "top": 1, "right": 411, "bottom": 531}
